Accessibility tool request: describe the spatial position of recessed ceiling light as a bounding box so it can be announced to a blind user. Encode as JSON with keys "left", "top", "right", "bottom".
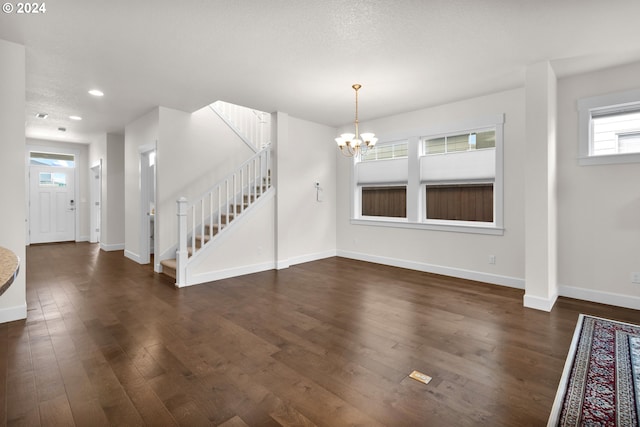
{"left": 58, "top": 127, "right": 67, "bottom": 132}
{"left": 88, "top": 89, "right": 104, "bottom": 97}
{"left": 35, "top": 113, "right": 48, "bottom": 119}
{"left": 69, "top": 115, "right": 82, "bottom": 121}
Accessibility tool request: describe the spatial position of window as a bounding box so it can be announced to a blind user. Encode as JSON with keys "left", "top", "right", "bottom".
{"left": 421, "top": 128, "right": 496, "bottom": 224}
{"left": 361, "top": 140, "right": 408, "bottom": 161}
{"left": 591, "top": 109, "right": 640, "bottom": 156}
{"left": 30, "top": 151, "right": 75, "bottom": 168}
{"left": 426, "top": 184, "right": 493, "bottom": 222}
{"left": 361, "top": 186, "right": 406, "bottom": 218}
{"left": 350, "top": 114, "right": 504, "bottom": 235}
{"left": 39, "top": 172, "right": 67, "bottom": 187}
{"left": 578, "top": 89, "right": 640, "bottom": 165}
{"left": 423, "top": 129, "right": 495, "bottom": 154}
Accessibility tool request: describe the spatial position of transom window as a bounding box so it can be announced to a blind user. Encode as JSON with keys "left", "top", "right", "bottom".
{"left": 422, "top": 129, "right": 495, "bottom": 155}
{"left": 361, "top": 140, "right": 408, "bottom": 161}
{"left": 30, "top": 151, "right": 75, "bottom": 168}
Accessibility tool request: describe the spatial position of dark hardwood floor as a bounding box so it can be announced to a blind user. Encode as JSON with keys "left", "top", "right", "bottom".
{"left": 1, "top": 242, "right": 638, "bottom": 426}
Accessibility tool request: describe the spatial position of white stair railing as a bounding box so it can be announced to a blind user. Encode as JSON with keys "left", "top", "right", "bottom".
{"left": 175, "top": 145, "right": 272, "bottom": 285}
{"left": 210, "top": 101, "right": 271, "bottom": 152}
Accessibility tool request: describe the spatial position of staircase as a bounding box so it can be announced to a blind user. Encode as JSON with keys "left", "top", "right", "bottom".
{"left": 210, "top": 101, "right": 270, "bottom": 152}
{"left": 160, "top": 146, "right": 272, "bottom": 286}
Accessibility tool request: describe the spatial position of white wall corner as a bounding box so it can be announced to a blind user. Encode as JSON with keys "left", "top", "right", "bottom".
{"left": 0, "top": 303, "right": 27, "bottom": 324}
{"left": 124, "top": 249, "right": 143, "bottom": 264}
{"left": 276, "top": 260, "right": 290, "bottom": 270}
{"left": 287, "top": 250, "right": 338, "bottom": 267}
{"left": 100, "top": 242, "right": 125, "bottom": 251}
{"left": 523, "top": 292, "right": 558, "bottom": 312}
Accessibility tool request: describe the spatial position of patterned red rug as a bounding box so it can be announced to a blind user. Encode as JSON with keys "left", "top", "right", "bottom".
{"left": 548, "top": 314, "right": 640, "bottom": 426}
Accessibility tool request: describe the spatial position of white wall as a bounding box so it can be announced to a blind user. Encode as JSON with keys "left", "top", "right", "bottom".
{"left": 89, "top": 132, "right": 125, "bottom": 250}
{"left": 557, "top": 61, "right": 640, "bottom": 308}
{"left": 336, "top": 88, "right": 526, "bottom": 287}
{"left": 0, "top": 39, "right": 26, "bottom": 323}
{"left": 26, "top": 138, "right": 90, "bottom": 242}
{"left": 106, "top": 134, "right": 125, "bottom": 248}
{"left": 279, "top": 115, "right": 337, "bottom": 264}
{"left": 190, "top": 195, "right": 276, "bottom": 281}
{"left": 164, "top": 109, "right": 337, "bottom": 283}
{"left": 124, "top": 108, "right": 159, "bottom": 261}
{"left": 156, "top": 105, "right": 255, "bottom": 260}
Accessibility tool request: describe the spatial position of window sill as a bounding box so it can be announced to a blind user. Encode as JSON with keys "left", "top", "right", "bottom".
{"left": 579, "top": 152, "right": 640, "bottom": 166}
{"left": 351, "top": 218, "right": 504, "bottom": 235}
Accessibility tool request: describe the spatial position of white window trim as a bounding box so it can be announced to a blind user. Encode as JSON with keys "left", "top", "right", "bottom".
{"left": 351, "top": 114, "right": 504, "bottom": 235}
{"left": 578, "top": 89, "right": 640, "bottom": 166}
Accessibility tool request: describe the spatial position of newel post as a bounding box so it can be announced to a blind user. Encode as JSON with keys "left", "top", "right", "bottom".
{"left": 176, "top": 197, "right": 188, "bottom": 287}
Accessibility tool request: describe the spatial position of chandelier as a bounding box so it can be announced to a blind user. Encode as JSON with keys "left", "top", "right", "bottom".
{"left": 335, "top": 84, "right": 377, "bottom": 157}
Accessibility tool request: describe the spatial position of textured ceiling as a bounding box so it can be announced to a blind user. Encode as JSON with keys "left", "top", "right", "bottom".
{"left": 2, "top": 0, "right": 640, "bottom": 143}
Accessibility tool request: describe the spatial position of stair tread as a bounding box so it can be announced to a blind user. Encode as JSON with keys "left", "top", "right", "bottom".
{"left": 161, "top": 258, "right": 177, "bottom": 269}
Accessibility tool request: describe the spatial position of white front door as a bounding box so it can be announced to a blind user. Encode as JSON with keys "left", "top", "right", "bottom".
{"left": 29, "top": 166, "right": 76, "bottom": 243}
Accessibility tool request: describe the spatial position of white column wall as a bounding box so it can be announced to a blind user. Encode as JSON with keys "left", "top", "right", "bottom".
{"left": 0, "top": 39, "right": 26, "bottom": 323}
{"left": 523, "top": 61, "right": 559, "bottom": 311}
{"left": 105, "top": 133, "right": 125, "bottom": 249}
{"left": 281, "top": 116, "right": 337, "bottom": 265}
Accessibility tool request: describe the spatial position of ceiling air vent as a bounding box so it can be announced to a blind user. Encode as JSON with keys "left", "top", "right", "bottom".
{"left": 35, "top": 113, "right": 48, "bottom": 119}
{"left": 58, "top": 127, "right": 66, "bottom": 132}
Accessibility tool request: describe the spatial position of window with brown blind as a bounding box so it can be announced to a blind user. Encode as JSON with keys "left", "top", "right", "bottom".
{"left": 426, "top": 184, "right": 493, "bottom": 222}
{"left": 362, "top": 186, "right": 407, "bottom": 218}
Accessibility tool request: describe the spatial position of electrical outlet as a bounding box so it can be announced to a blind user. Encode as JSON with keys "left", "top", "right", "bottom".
{"left": 631, "top": 272, "right": 640, "bottom": 284}
{"left": 488, "top": 255, "right": 496, "bottom": 264}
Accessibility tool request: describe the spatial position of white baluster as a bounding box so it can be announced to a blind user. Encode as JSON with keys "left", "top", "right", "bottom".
{"left": 176, "top": 197, "right": 188, "bottom": 286}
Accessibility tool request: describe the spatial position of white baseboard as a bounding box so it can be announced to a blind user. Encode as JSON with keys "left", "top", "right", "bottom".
{"left": 288, "top": 250, "right": 338, "bottom": 267}
{"left": 523, "top": 292, "right": 558, "bottom": 312}
{"left": 182, "top": 261, "right": 277, "bottom": 288}
{"left": 0, "top": 303, "right": 26, "bottom": 324}
{"left": 124, "top": 250, "right": 142, "bottom": 263}
{"left": 276, "top": 260, "right": 290, "bottom": 270}
{"left": 100, "top": 242, "right": 125, "bottom": 252}
{"left": 77, "top": 235, "right": 90, "bottom": 242}
{"left": 559, "top": 284, "right": 640, "bottom": 311}
{"left": 336, "top": 250, "right": 525, "bottom": 289}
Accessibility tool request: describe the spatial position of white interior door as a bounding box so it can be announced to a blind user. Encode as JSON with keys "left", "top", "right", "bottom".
{"left": 30, "top": 166, "right": 76, "bottom": 243}
{"left": 139, "top": 146, "right": 156, "bottom": 264}
{"left": 90, "top": 163, "right": 102, "bottom": 243}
